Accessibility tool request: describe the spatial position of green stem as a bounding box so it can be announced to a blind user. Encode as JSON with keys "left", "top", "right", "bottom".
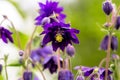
{"left": 29, "top": 58, "right": 46, "bottom": 80}
{"left": 4, "top": 60, "right": 8, "bottom": 80}
{"left": 105, "top": 34, "right": 112, "bottom": 80}
{"left": 8, "top": 19, "right": 22, "bottom": 49}
{"left": 57, "top": 48, "right": 61, "bottom": 71}
{"left": 98, "top": 58, "right": 106, "bottom": 68}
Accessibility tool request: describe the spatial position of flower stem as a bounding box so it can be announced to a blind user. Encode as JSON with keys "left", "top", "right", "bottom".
{"left": 105, "top": 34, "right": 111, "bottom": 80}
{"left": 98, "top": 58, "right": 106, "bottom": 68}
{"left": 29, "top": 58, "right": 46, "bottom": 80}
{"left": 68, "top": 58, "right": 72, "bottom": 71}
{"left": 57, "top": 48, "right": 61, "bottom": 72}
{"left": 4, "top": 59, "right": 8, "bottom": 80}
{"left": 24, "top": 26, "right": 38, "bottom": 59}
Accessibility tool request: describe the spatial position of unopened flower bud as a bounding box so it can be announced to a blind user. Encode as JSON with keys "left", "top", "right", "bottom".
{"left": 102, "top": 1, "right": 113, "bottom": 15}
{"left": 23, "top": 71, "right": 32, "bottom": 80}
{"left": 19, "top": 50, "right": 24, "bottom": 56}
{"left": 111, "top": 36, "right": 118, "bottom": 50}
{"left": 58, "top": 69, "right": 74, "bottom": 80}
{"left": 115, "top": 16, "right": 120, "bottom": 30}
{"left": 66, "top": 44, "right": 75, "bottom": 57}
{"left": 100, "top": 35, "right": 118, "bottom": 51}
{"left": 112, "top": 54, "right": 119, "bottom": 60}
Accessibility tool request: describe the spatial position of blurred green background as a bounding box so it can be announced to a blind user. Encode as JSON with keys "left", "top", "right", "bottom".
{"left": 60, "top": 0, "right": 120, "bottom": 70}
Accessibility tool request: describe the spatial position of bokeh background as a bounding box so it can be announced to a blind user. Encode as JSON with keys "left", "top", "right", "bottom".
{"left": 0, "top": 0, "right": 120, "bottom": 80}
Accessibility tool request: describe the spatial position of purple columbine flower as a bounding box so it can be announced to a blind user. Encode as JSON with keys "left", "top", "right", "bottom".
{"left": 81, "top": 66, "right": 113, "bottom": 80}
{"left": 41, "top": 22, "right": 79, "bottom": 51}
{"left": 35, "top": 0, "right": 66, "bottom": 25}
{"left": 102, "top": 1, "right": 113, "bottom": 15}
{"left": 0, "top": 26, "right": 13, "bottom": 43}
{"left": 99, "top": 68, "right": 113, "bottom": 80}
{"left": 115, "top": 16, "right": 120, "bottom": 30}
{"left": 30, "top": 46, "right": 53, "bottom": 62}
{"left": 100, "top": 35, "right": 118, "bottom": 51}
{"left": 58, "top": 69, "right": 74, "bottom": 80}
{"left": 43, "top": 55, "right": 63, "bottom": 74}
{"left": 66, "top": 44, "right": 75, "bottom": 57}
{"left": 23, "top": 71, "right": 32, "bottom": 80}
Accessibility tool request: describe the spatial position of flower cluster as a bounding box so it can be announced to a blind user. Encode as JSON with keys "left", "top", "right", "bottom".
{"left": 34, "top": 0, "right": 79, "bottom": 80}
{"left": 35, "top": 0, "right": 79, "bottom": 51}
{"left": 75, "top": 66, "right": 113, "bottom": 80}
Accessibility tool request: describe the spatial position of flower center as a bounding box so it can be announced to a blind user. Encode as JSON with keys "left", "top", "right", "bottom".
{"left": 55, "top": 33, "right": 63, "bottom": 42}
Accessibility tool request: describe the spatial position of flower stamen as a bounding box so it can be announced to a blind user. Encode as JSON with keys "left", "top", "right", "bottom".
{"left": 55, "top": 33, "right": 63, "bottom": 42}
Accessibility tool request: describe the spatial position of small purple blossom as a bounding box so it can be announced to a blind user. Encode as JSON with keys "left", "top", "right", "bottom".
{"left": 30, "top": 46, "right": 53, "bottom": 62}
{"left": 100, "top": 35, "right": 118, "bottom": 51}
{"left": 19, "top": 50, "right": 24, "bottom": 56}
{"left": 41, "top": 22, "right": 79, "bottom": 51}
{"left": 58, "top": 69, "right": 74, "bottom": 80}
{"left": 23, "top": 71, "right": 32, "bottom": 80}
{"left": 102, "top": 1, "right": 113, "bottom": 15}
{"left": 81, "top": 66, "right": 113, "bottom": 80}
{"left": 35, "top": 0, "right": 66, "bottom": 25}
{"left": 115, "top": 16, "right": 120, "bottom": 30}
{"left": 43, "top": 55, "right": 63, "bottom": 74}
{"left": 0, "top": 26, "right": 13, "bottom": 43}
{"left": 111, "top": 54, "right": 119, "bottom": 60}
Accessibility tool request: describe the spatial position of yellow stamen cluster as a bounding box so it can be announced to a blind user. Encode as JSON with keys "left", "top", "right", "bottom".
{"left": 55, "top": 33, "right": 63, "bottom": 42}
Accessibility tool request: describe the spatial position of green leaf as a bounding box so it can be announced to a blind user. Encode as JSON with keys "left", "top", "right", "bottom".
{"left": 9, "top": 26, "right": 29, "bottom": 49}
{"left": 7, "top": 61, "right": 22, "bottom": 67}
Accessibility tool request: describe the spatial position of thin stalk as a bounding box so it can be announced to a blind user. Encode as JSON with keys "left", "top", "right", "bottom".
{"left": 4, "top": 60, "right": 8, "bottom": 80}
{"left": 68, "top": 58, "right": 72, "bottom": 71}
{"left": 8, "top": 19, "right": 22, "bottom": 49}
{"left": 24, "top": 26, "right": 38, "bottom": 59}
{"left": 29, "top": 58, "right": 46, "bottom": 80}
{"left": 0, "top": 19, "right": 5, "bottom": 25}
{"left": 57, "top": 48, "right": 61, "bottom": 72}
{"left": 105, "top": 34, "right": 112, "bottom": 80}
{"left": 98, "top": 58, "right": 106, "bottom": 68}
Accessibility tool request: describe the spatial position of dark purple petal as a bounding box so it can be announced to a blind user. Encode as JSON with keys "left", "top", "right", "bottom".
{"left": 111, "top": 36, "right": 118, "bottom": 50}
{"left": 99, "top": 68, "right": 113, "bottom": 80}
{"left": 100, "top": 35, "right": 108, "bottom": 50}
{"left": 115, "top": 16, "right": 120, "bottom": 30}
{"left": 58, "top": 70, "right": 74, "bottom": 80}
{"left": 102, "top": 1, "right": 113, "bottom": 15}
{"left": 52, "top": 41, "right": 59, "bottom": 51}
{"left": 71, "top": 28, "right": 80, "bottom": 34}
{"left": 23, "top": 71, "right": 32, "bottom": 80}
{"left": 43, "top": 56, "right": 63, "bottom": 74}
{"left": 0, "top": 27, "right": 13, "bottom": 43}
{"left": 42, "top": 33, "right": 51, "bottom": 46}
{"left": 71, "top": 33, "right": 79, "bottom": 44}
{"left": 1, "top": 34, "right": 8, "bottom": 43}
{"left": 81, "top": 66, "right": 94, "bottom": 76}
